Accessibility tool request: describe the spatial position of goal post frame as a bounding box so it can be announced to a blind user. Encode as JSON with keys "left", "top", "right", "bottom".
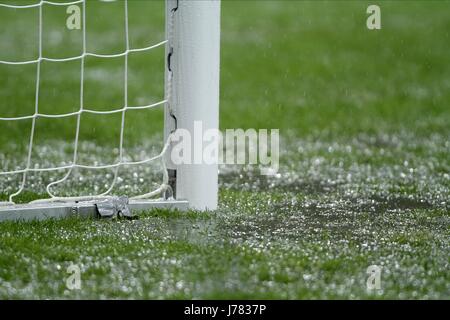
{"left": 165, "top": 0, "right": 220, "bottom": 211}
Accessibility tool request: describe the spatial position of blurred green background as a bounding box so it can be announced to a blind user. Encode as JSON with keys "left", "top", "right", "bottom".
{"left": 1, "top": 1, "right": 448, "bottom": 146}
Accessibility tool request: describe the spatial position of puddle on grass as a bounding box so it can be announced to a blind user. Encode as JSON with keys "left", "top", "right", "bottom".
{"left": 0, "top": 131, "right": 448, "bottom": 206}
{"left": 210, "top": 131, "right": 449, "bottom": 259}
{"left": 220, "top": 131, "right": 449, "bottom": 211}
{"left": 1, "top": 129, "right": 447, "bottom": 260}
{"left": 0, "top": 131, "right": 448, "bottom": 248}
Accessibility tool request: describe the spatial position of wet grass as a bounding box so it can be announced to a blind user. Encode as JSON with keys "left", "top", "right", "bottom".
{"left": 0, "top": 1, "right": 449, "bottom": 299}
{"left": 0, "top": 189, "right": 448, "bottom": 299}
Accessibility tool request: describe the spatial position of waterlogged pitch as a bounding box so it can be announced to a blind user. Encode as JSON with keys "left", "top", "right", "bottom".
{"left": 0, "top": 1, "right": 449, "bottom": 299}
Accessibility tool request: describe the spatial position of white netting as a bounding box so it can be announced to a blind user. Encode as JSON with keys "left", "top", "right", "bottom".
{"left": 0, "top": 0, "right": 176, "bottom": 204}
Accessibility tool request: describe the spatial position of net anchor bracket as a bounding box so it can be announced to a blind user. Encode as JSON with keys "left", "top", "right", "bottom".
{"left": 93, "top": 196, "right": 137, "bottom": 220}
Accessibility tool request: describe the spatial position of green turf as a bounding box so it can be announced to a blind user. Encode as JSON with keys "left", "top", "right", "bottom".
{"left": 0, "top": 1, "right": 449, "bottom": 299}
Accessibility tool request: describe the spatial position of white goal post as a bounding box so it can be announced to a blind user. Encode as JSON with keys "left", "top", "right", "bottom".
{"left": 0, "top": 0, "right": 220, "bottom": 221}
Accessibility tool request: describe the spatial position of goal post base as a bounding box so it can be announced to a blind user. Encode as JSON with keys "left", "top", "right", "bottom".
{"left": 0, "top": 199, "right": 189, "bottom": 222}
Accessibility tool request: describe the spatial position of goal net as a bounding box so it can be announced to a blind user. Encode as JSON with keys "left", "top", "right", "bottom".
{"left": 0, "top": 0, "right": 220, "bottom": 221}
